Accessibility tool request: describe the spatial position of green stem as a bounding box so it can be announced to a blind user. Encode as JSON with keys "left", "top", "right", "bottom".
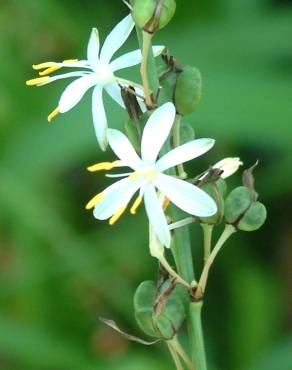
{"left": 167, "top": 341, "right": 185, "bottom": 370}
{"left": 189, "top": 301, "right": 207, "bottom": 370}
{"left": 172, "top": 114, "right": 187, "bottom": 178}
{"left": 201, "top": 224, "right": 214, "bottom": 263}
{"left": 195, "top": 224, "right": 236, "bottom": 300}
{"left": 169, "top": 336, "right": 194, "bottom": 370}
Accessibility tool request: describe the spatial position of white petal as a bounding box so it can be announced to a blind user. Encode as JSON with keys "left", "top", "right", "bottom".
{"left": 92, "top": 86, "right": 107, "bottom": 151}
{"left": 105, "top": 84, "right": 125, "bottom": 108}
{"left": 154, "top": 174, "right": 217, "bottom": 217}
{"left": 141, "top": 102, "right": 176, "bottom": 163}
{"left": 144, "top": 185, "right": 171, "bottom": 248}
{"left": 59, "top": 74, "right": 97, "bottom": 113}
{"left": 156, "top": 138, "right": 215, "bottom": 172}
{"left": 100, "top": 14, "right": 134, "bottom": 64}
{"left": 107, "top": 129, "right": 142, "bottom": 169}
{"left": 93, "top": 177, "right": 144, "bottom": 220}
{"left": 87, "top": 28, "right": 100, "bottom": 70}
{"left": 110, "top": 45, "right": 164, "bottom": 72}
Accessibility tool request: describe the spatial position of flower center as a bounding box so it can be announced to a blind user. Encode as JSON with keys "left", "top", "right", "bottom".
{"left": 94, "top": 62, "right": 115, "bottom": 85}
{"left": 129, "top": 166, "right": 157, "bottom": 182}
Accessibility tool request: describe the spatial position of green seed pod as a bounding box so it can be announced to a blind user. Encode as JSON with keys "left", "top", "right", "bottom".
{"left": 237, "top": 201, "right": 267, "bottom": 232}
{"left": 225, "top": 186, "right": 252, "bottom": 224}
{"left": 132, "top": 0, "right": 176, "bottom": 33}
{"left": 134, "top": 280, "right": 187, "bottom": 339}
{"left": 200, "top": 178, "right": 227, "bottom": 224}
{"left": 175, "top": 66, "right": 202, "bottom": 115}
{"left": 134, "top": 281, "right": 158, "bottom": 337}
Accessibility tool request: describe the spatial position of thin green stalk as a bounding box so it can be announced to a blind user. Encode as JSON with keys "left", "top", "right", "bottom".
{"left": 201, "top": 224, "right": 214, "bottom": 263}
{"left": 189, "top": 301, "right": 207, "bottom": 370}
{"left": 195, "top": 224, "right": 236, "bottom": 300}
{"left": 167, "top": 341, "right": 185, "bottom": 370}
{"left": 172, "top": 114, "right": 187, "bottom": 178}
{"left": 169, "top": 336, "right": 194, "bottom": 370}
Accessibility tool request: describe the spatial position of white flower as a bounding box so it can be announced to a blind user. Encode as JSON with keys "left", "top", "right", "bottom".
{"left": 26, "top": 14, "right": 164, "bottom": 150}
{"left": 213, "top": 157, "right": 243, "bottom": 178}
{"left": 86, "top": 102, "right": 217, "bottom": 248}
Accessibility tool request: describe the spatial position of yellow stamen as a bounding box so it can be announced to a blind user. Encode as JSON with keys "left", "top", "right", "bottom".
{"left": 39, "top": 65, "right": 61, "bottom": 76}
{"left": 87, "top": 160, "right": 122, "bottom": 172}
{"left": 85, "top": 192, "right": 105, "bottom": 210}
{"left": 130, "top": 195, "right": 143, "bottom": 215}
{"left": 33, "top": 62, "right": 56, "bottom": 70}
{"left": 163, "top": 196, "right": 170, "bottom": 210}
{"left": 48, "top": 107, "right": 60, "bottom": 122}
{"left": 26, "top": 76, "right": 50, "bottom": 86}
{"left": 109, "top": 206, "right": 127, "bottom": 225}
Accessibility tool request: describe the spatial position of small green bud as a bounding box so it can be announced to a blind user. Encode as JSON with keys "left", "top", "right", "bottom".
{"left": 225, "top": 186, "right": 252, "bottom": 224}
{"left": 237, "top": 201, "right": 267, "bottom": 231}
{"left": 175, "top": 66, "right": 202, "bottom": 115}
{"left": 132, "top": 0, "right": 176, "bottom": 33}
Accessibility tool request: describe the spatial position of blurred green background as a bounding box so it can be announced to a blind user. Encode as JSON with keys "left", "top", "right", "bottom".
{"left": 0, "top": 0, "right": 292, "bottom": 369}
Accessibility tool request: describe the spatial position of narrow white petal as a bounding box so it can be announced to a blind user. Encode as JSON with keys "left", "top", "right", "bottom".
{"left": 107, "top": 129, "right": 142, "bottom": 169}
{"left": 144, "top": 185, "right": 171, "bottom": 248}
{"left": 141, "top": 102, "right": 176, "bottom": 163}
{"left": 59, "top": 74, "right": 97, "bottom": 113}
{"left": 213, "top": 157, "right": 243, "bottom": 178}
{"left": 100, "top": 14, "right": 134, "bottom": 64}
{"left": 93, "top": 177, "right": 144, "bottom": 220}
{"left": 105, "top": 84, "right": 125, "bottom": 108}
{"left": 87, "top": 28, "right": 100, "bottom": 70}
{"left": 154, "top": 174, "right": 217, "bottom": 217}
{"left": 33, "top": 71, "right": 90, "bottom": 86}
{"left": 92, "top": 86, "right": 107, "bottom": 151}
{"left": 110, "top": 45, "right": 164, "bottom": 72}
{"left": 156, "top": 139, "right": 215, "bottom": 172}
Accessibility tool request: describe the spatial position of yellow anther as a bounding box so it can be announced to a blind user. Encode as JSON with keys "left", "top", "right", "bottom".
{"left": 130, "top": 195, "right": 143, "bottom": 215}
{"left": 109, "top": 206, "right": 127, "bottom": 225}
{"left": 85, "top": 192, "right": 105, "bottom": 210}
{"left": 33, "top": 62, "right": 56, "bottom": 70}
{"left": 48, "top": 107, "right": 60, "bottom": 122}
{"left": 39, "top": 65, "right": 61, "bottom": 76}
{"left": 87, "top": 160, "right": 122, "bottom": 172}
{"left": 26, "top": 76, "right": 50, "bottom": 86}
{"left": 163, "top": 196, "right": 170, "bottom": 210}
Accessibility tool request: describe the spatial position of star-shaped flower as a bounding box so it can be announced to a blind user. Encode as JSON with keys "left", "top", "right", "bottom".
{"left": 26, "top": 14, "right": 164, "bottom": 150}
{"left": 86, "top": 102, "right": 217, "bottom": 247}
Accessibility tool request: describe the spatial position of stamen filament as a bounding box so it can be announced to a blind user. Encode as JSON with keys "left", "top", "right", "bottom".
{"left": 85, "top": 192, "right": 105, "bottom": 210}
{"left": 109, "top": 206, "right": 127, "bottom": 225}
{"left": 48, "top": 107, "right": 60, "bottom": 122}
{"left": 130, "top": 195, "right": 143, "bottom": 214}
{"left": 39, "top": 66, "right": 61, "bottom": 76}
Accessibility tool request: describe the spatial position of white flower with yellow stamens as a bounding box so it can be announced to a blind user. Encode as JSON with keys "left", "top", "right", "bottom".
{"left": 26, "top": 14, "right": 164, "bottom": 150}
{"left": 86, "top": 102, "right": 217, "bottom": 248}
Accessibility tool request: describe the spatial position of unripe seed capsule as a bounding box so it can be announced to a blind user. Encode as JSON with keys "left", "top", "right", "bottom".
{"left": 237, "top": 201, "right": 267, "bottom": 232}
{"left": 224, "top": 186, "right": 252, "bottom": 224}
{"left": 175, "top": 66, "right": 202, "bottom": 115}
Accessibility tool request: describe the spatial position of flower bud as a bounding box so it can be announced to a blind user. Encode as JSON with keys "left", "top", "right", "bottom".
{"left": 174, "top": 66, "right": 202, "bottom": 115}
{"left": 237, "top": 201, "right": 267, "bottom": 232}
{"left": 132, "top": 0, "right": 176, "bottom": 33}
{"left": 134, "top": 280, "right": 186, "bottom": 339}
{"left": 213, "top": 157, "right": 243, "bottom": 179}
{"left": 224, "top": 186, "right": 252, "bottom": 224}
